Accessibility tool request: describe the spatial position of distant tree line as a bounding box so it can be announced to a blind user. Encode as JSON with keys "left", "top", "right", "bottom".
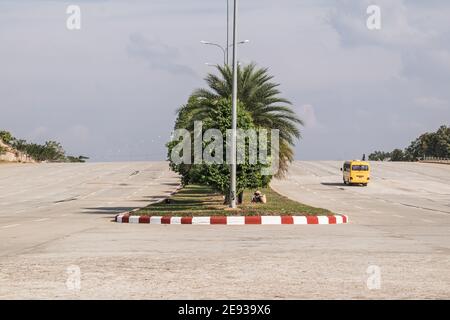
{"left": 369, "top": 125, "right": 450, "bottom": 162}
{"left": 0, "top": 130, "right": 88, "bottom": 163}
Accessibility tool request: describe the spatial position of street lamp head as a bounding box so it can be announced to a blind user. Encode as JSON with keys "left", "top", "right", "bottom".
{"left": 240, "top": 40, "right": 250, "bottom": 44}
{"left": 200, "top": 40, "right": 211, "bottom": 45}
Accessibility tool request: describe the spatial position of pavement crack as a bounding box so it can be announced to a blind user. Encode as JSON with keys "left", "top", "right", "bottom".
{"left": 399, "top": 203, "right": 450, "bottom": 215}
{"left": 54, "top": 197, "right": 78, "bottom": 204}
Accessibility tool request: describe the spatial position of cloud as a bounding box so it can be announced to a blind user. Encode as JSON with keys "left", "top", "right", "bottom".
{"left": 327, "top": 0, "right": 450, "bottom": 84}
{"left": 414, "top": 96, "right": 448, "bottom": 110}
{"left": 329, "top": 0, "right": 435, "bottom": 48}
{"left": 127, "top": 32, "right": 197, "bottom": 77}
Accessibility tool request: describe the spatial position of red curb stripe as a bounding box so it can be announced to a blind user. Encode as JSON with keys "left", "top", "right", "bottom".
{"left": 281, "top": 216, "right": 294, "bottom": 224}
{"left": 306, "top": 216, "right": 319, "bottom": 224}
{"left": 181, "top": 217, "right": 193, "bottom": 224}
{"left": 139, "top": 216, "right": 150, "bottom": 224}
{"left": 210, "top": 216, "right": 227, "bottom": 225}
{"left": 245, "top": 216, "right": 261, "bottom": 224}
{"left": 161, "top": 217, "right": 172, "bottom": 224}
{"left": 116, "top": 214, "right": 348, "bottom": 225}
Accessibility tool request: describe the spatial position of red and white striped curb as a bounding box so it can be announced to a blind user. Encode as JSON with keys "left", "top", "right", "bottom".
{"left": 115, "top": 214, "right": 348, "bottom": 225}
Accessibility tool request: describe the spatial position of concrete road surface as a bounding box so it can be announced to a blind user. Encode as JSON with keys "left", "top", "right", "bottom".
{"left": 0, "top": 161, "right": 449, "bottom": 299}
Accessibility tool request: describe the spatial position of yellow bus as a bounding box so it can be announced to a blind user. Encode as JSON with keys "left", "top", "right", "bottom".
{"left": 341, "top": 161, "right": 370, "bottom": 186}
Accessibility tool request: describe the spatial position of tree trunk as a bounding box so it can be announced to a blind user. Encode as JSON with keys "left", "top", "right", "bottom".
{"left": 224, "top": 193, "right": 230, "bottom": 205}
{"left": 237, "top": 191, "right": 244, "bottom": 205}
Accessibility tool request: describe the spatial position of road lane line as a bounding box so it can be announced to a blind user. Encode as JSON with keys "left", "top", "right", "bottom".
{"left": 421, "top": 219, "right": 434, "bottom": 223}
{"left": 1, "top": 224, "right": 20, "bottom": 229}
{"left": 393, "top": 214, "right": 405, "bottom": 218}
{"left": 34, "top": 218, "right": 50, "bottom": 222}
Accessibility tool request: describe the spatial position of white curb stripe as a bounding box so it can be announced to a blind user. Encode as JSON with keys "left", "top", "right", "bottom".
{"left": 335, "top": 216, "right": 343, "bottom": 224}
{"left": 317, "top": 216, "right": 329, "bottom": 225}
{"left": 293, "top": 216, "right": 308, "bottom": 225}
{"left": 129, "top": 216, "right": 140, "bottom": 224}
{"left": 192, "top": 217, "right": 211, "bottom": 225}
{"left": 227, "top": 216, "right": 245, "bottom": 225}
{"left": 171, "top": 217, "right": 182, "bottom": 225}
{"left": 150, "top": 216, "right": 162, "bottom": 225}
{"left": 117, "top": 215, "right": 123, "bottom": 223}
{"left": 261, "top": 216, "right": 282, "bottom": 225}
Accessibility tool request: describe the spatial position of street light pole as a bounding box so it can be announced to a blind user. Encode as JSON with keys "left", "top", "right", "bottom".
{"left": 200, "top": 41, "right": 226, "bottom": 65}
{"left": 226, "top": 0, "right": 229, "bottom": 65}
{"left": 200, "top": 40, "right": 248, "bottom": 66}
{"left": 230, "top": 0, "right": 238, "bottom": 208}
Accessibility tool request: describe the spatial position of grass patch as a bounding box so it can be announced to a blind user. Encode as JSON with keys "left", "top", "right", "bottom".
{"left": 134, "top": 184, "right": 333, "bottom": 217}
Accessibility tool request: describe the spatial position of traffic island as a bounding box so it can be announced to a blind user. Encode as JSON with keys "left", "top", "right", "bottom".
{"left": 114, "top": 185, "right": 349, "bottom": 225}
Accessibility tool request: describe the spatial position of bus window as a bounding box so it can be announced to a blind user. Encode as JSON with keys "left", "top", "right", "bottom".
{"left": 352, "top": 165, "right": 369, "bottom": 171}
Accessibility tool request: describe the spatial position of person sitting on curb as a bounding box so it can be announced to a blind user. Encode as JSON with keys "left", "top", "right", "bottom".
{"left": 251, "top": 191, "right": 267, "bottom": 204}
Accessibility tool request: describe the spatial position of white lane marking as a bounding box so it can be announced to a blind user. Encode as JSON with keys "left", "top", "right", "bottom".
{"left": 1, "top": 224, "right": 20, "bottom": 229}
{"left": 354, "top": 205, "right": 364, "bottom": 210}
{"left": 34, "top": 218, "right": 49, "bottom": 222}
{"left": 393, "top": 214, "right": 405, "bottom": 218}
{"left": 421, "top": 219, "right": 434, "bottom": 223}
{"left": 428, "top": 211, "right": 447, "bottom": 216}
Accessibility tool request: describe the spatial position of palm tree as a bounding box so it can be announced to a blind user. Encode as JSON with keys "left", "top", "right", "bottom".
{"left": 180, "top": 63, "right": 303, "bottom": 177}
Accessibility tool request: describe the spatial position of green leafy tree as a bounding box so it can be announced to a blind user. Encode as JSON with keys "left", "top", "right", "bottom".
{"left": 369, "top": 125, "right": 450, "bottom": 162}
{"left": 168, "top": 99, "right": 271, "bottom": 202}
{"left": 1, "top": 129, "right": 87, "bottom": 162}
{"left": 405, "top": 125, "right": 450, "bottom": 160}
{"left": 0, "top": 131, "right": 13, "bottom": 145}
{"left": 368, "top": 151, "right": 391, "bottom": 161}
{"left": 187, "top": 63, "right": 303, "bottom": 177}
{"left": 66, "top": 155, "right": 90, "bottom": 163}
{"left": 390, "top": 149, "right": 406, "bottom": 162}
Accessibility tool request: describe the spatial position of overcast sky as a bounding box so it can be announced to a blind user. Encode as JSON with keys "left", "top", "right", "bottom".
{"left": 0, "top": 0, "right": 449, "bottom": 161}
